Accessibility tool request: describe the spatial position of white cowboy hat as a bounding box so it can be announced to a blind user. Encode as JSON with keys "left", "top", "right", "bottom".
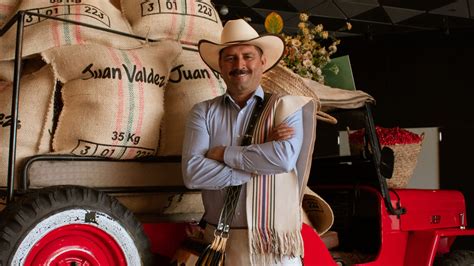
{"left": 198, "top": 19, "right": 284, "bottom": 74}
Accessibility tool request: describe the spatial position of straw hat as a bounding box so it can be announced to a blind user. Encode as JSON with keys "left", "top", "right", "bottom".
{"left": 198, "top": 19, "right": 284, "bottom": 74}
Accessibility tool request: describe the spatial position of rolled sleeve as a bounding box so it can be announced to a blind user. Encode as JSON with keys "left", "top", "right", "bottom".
{"left": 223, "top": 145, "right": 245, "bottom": 170}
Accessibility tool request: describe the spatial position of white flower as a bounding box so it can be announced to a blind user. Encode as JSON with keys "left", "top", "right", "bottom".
{"left": 314, "top": 24, "right": 323, "bottom": 32}
{"left": 291, "top": 39, "right": 302, "bottom": 47}
{"left": 303, "top": 59, "right": 313, "bottom": 67}
{"left": 276, "top": 11, "right": 345, "bottom": 84}
{"left": 302, "top": 42, "right": 312, "bottom": 50}
{"left": 322, "top": 31, "right": 329, "bottom": 39}
{"left": 299, "top": 13, "right": 309, "bottom": 22}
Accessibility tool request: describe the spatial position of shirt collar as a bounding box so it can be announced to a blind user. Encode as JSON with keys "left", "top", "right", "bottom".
{"left": 224, "top": 86, "right": 265, "bottom": 105}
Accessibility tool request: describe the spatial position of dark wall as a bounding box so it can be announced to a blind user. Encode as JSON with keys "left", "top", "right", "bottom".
{"left": 337, "top": 29, "right": 474, "bottom": 249}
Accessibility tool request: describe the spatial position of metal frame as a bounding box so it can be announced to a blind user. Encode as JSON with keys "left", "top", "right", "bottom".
{"left": 0, "top": 11, "right": 160, "bottom": 203}
{"left": 20, "top": 154, "right": 185, "bottom": 194}
{"left": 364, "top": 103, "right": 406, "bottom": 216}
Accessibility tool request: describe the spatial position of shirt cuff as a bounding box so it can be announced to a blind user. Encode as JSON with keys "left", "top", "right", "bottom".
{"left": 223, "top": 145, "right": 244, "bottom": 170}
{"left": 230, "top": 169, "right": 251, "bottom": 185}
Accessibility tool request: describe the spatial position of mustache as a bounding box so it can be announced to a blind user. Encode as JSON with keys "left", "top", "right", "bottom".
{"left": 229, "top": 69, "right": 250, "bottom": 76}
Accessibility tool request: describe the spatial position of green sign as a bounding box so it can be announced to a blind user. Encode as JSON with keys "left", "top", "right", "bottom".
{"left": 323, "top": 55, "right": 356, "bottom": 91}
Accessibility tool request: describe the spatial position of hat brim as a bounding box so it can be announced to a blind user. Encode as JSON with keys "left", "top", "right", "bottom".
{"left": 198, "top": 34, "right": 284, "bottom": 74}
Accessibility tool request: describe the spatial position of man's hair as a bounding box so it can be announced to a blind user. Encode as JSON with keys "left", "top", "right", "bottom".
{"left": 218, "top": 44, "right": 264, "bottom": 60}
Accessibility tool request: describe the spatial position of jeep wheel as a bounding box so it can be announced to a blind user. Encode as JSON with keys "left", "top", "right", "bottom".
{"left": 0, "top": 186, "right": 153, "bottom": 265}
{"left": 435, "top": 250, "right": 474, "bottom": 266}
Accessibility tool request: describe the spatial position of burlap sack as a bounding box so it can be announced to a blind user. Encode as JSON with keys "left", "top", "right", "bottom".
{"left": 0, "top": 65, "right": 56, "bottom": 187}
{"left": 0, "top": 0, "right": 18, "bottom": 27}
{"left": 0, "top": 56, "right": 47, "bottom": 82}
{"left": 0, "top": 0, "right": 141, "bottom": 60}
{"left": 22, "top": 56, "right": 48, "bottom": 76}
{"left": 42, "top": 40, "right": 181, "bottom": 159}
{"left": 159, "top": 44, "right": 226, "bottom": 156}
{"left": 121, "top": 0, "right": 222, "bottom": 45}
{"left": 303, "top": 77, "right": 375, "bottom": 112}
{"left": 0, "top": 60, "right": 14, "bottom": 81}
{"left": 109, "top": 0, "right": 121, "bottom": 10}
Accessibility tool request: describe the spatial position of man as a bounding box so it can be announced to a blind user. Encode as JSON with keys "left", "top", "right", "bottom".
{"left": 182, "top": 19, "right": 322, "bottom": 265}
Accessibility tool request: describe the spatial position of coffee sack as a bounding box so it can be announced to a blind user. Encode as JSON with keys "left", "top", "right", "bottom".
{"left": 42, "top": 40, "right": 181, "bottom": 159}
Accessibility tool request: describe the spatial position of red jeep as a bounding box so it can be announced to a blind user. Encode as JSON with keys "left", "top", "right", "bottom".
{"left": 309, "top": 106, "right": 474, "bottom": 265}
{"left": 1, "top": 11, "right": 474, "bottom": 266}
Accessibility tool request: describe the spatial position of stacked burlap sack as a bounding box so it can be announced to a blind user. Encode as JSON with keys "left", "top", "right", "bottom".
{"left": 159, "top": 44, "right": 226, "bottom": 155}
{"left": 0, "top": 0, "right": 142, "bottom": 61}
{"left": 0, "top": 0, "right": 224, "bottom": 220}
{"left": 42, "top": 41, "right": 182, "bottom": 159}
{"left": 0, "top": 65, "right": 56, "bottom": 188}
{"left": 0, "top": 0, "right": 142, "bottom": 187}
{"left": 0, "top": 0, "right": 227, "bottom": 216}
{"left": 121, "top": 0, "right": 223, "bottom": 46}
{"left": 120, "top": 0, "right": 227, "bottom": 155}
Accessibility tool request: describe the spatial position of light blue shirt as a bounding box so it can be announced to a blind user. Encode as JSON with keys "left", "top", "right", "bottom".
{"left": 181, "top": 86, "right": 303, "bottom": 226}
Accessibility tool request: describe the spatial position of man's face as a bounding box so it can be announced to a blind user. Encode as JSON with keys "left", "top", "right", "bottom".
{"left": 218, "top": 44, "right": 266, "bottom": 99}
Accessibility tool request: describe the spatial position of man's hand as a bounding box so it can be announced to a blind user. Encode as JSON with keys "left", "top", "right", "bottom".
{"left": 206, "top": 145, "right": 226, "bottom": 162}
{"left": 268, "top": 123, "right": 295, "bottom": 141}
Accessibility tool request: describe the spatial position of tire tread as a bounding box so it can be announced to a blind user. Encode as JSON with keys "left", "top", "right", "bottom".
{"left": 0, "top": 186, "right": 153, "bottom": 265}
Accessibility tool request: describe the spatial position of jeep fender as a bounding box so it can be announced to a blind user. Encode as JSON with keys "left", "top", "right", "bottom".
{"left": 404, "top": 228, "right": 474, "bottom": 266}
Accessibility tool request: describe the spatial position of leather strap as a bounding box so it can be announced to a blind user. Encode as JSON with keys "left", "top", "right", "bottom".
{"left": 216, "top": 93, "right": 272, "bottom": 235}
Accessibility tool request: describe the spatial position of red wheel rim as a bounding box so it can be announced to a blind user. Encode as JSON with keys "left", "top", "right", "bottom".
{"left": 24, "top": 224, "right": 127, "bottom": 266}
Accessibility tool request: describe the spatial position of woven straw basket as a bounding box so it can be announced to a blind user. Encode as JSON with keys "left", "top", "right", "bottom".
{"left": 350, "top": 135, "right": 424, "bottom": 189}
{"left": 262, "top": 64, "right": 338, "bottom": 124}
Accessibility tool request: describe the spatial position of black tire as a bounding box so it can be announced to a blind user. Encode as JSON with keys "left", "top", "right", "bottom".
{"left": 435, "top": 250, "right": 474, "bottom": 266}
{"left": 0, "top": 186, "right": 153, "bottom": 265}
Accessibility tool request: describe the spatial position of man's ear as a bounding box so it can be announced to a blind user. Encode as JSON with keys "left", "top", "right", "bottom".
{"left": 261, "top": 54, "right": 267, "bottom": 67}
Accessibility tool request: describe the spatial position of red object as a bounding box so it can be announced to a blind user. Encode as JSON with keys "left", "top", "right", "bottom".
{"left": 142, "top": 188, "right": 474, "bottom": 265}
{"left": 24, "top": 224, "right": 126, "bottom": 266}
{"left": 397, "top": 189, "right": 467, "bottom": 231}
{"left": 301, "top": 223, "right": 337, "bottom": 266}
{"left": 396, "top": 189, "right": 474, "bottom": 265}
{"left": 142, "top": 222, "right": 188, "bottom": 258}
{"left": 366, "top": 187, "right": 474, "bottom": 266}
{"left": 350, "top": 126, "right": 422, "bottom": 145}
{"left": 312, "top": 185, "right": 474, "bottom": 266}
{"left": 144, "top": 222, "right": 339, "bottom": 264}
